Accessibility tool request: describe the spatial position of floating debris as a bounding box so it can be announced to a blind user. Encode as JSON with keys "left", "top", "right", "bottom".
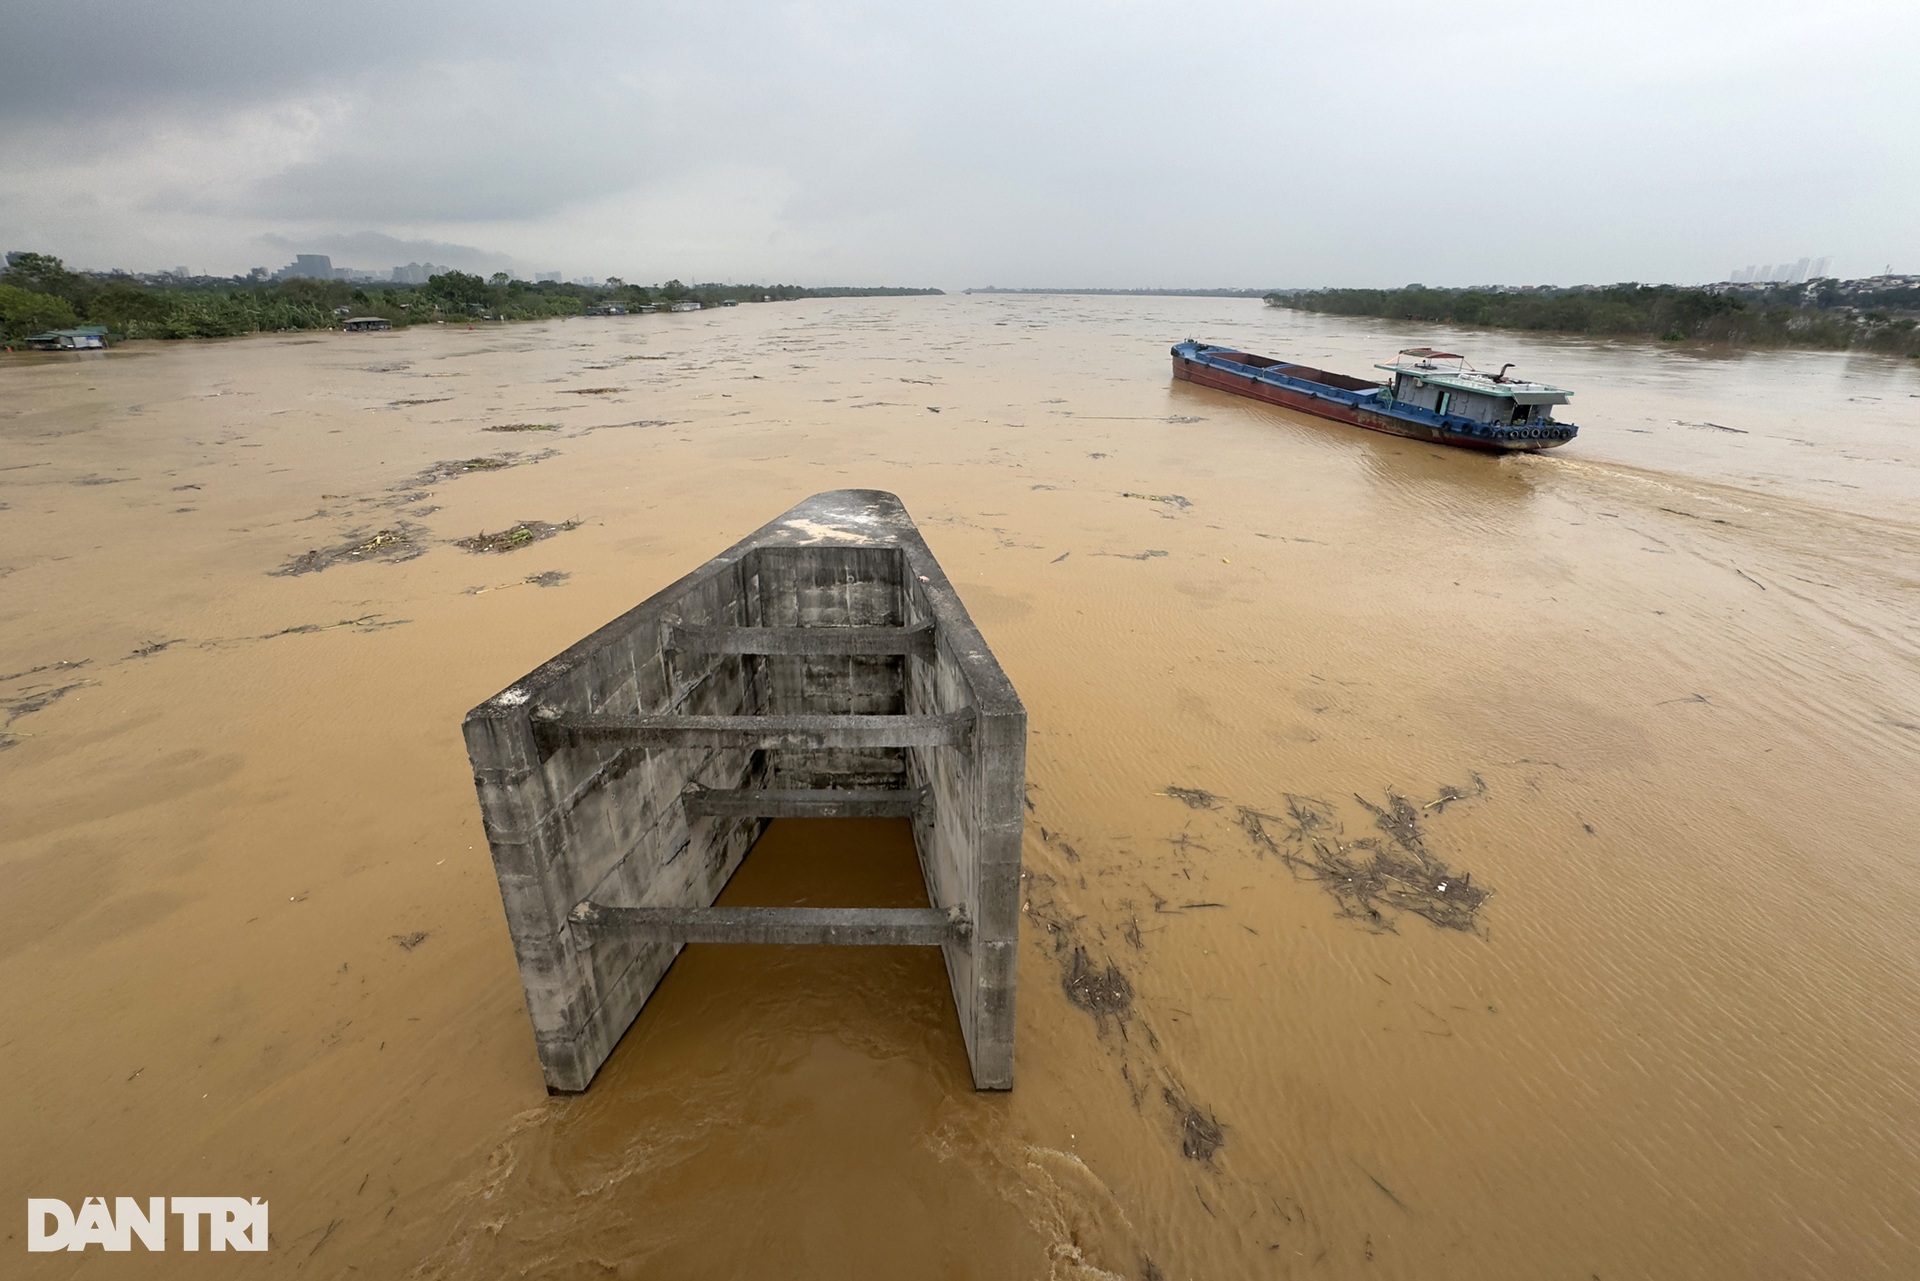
{"left": 399, "top": 450, "right": 553, "bottom": 487}
{"left": 4, "top": 682, "right": 88, "bottom": 725}
{"left": 1164, "top": 785, "right": 1220, "bottom": 810}
{"left": 456, "top": 520, "right": 579, "bottom": 554}
{"left": 464, "top": 570, "right": 572, "bottom": 595}
{"left": 561, "top": 387, "right": 621, "bottom": 395}
{"left": 1237, "top": 806, "right": 1282, "bottom": 855}
{"left": 483, "top": 422, "right": 560, "bottom": 432}
{"left": 1062, "top": 947, "right": 1133, "bottom": 1018}
{"left": 1164, "top": 1087, "right": 1224, "bottom": 1162}
{"left": 272, "top": 523, "right": 429, "bottom": 575}
{"left": 1423, "top": 774, "right": 1487, "bottom": 813}
{"left": 1122, "top": 492, "right": 1192, "bottom": 510}
{"left": 392, "top": 932, "right": 429, "bottom": 951}
{"left": 257, "top": 615, "right": 409, "bottom": 639}
{"left": 1278, "top": 789, "right": 1491, "bottom": 933}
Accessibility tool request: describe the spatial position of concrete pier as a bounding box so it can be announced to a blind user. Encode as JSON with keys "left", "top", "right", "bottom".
{"left": 463, "top": 490, "right": 1026, "bottom": 1093}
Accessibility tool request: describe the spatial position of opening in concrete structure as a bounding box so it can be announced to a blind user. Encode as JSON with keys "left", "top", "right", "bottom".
{"left": 464, "top": 491, "right": 1026, "bottom": 1093}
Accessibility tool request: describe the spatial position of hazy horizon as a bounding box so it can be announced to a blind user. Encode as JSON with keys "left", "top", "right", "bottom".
{"left": 3, "top": 0, "right": 1914, "bottom": 288}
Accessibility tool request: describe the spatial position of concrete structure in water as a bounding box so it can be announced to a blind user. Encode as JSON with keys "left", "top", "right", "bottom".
{"left": 463, "top": 491, "right": 1026, "bottom": 1093}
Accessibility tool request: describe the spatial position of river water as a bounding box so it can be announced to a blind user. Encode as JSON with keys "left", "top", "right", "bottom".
{"left": 3, "top": 296, "right": 1918, "bottom": 1279}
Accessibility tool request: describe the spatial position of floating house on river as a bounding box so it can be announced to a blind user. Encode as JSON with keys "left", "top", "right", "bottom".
{"left": 25, "top": 326, "right": 107, "bottom": 350}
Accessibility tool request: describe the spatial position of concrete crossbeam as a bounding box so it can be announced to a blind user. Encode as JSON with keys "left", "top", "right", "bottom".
{"left": 570, "top": 903, "right": 967, "bottom": 946}
{"left": 533, "top": 710, "right": 974, "bottom": 750}
{"left": 684, "top": 785, "right": 926, "bottom": 818}
{"left": 668, "top": 621, "right": 934, "bottom": 657}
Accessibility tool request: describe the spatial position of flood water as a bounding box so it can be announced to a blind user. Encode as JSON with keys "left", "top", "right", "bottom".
{"left": 3, "top": 295, "right": 1918, "bottom": 1279}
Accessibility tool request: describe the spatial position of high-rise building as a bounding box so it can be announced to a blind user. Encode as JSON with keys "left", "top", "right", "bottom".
{"left": 275, "top": 254, "right": 334, "bottom": 280}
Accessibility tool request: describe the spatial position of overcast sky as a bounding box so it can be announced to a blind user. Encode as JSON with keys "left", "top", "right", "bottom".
{"left": 1, "top": 0, "right": 1913, "bottom": 287}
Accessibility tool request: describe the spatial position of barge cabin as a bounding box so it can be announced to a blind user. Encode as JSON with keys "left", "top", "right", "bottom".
{"left": 1377, "top": 348, "right": 1570, "bottom": 432}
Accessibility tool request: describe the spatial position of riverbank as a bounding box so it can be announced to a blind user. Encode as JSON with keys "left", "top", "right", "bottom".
{"left": 1270, "top": 281, "right": 1920, "bottom": 358}
{"left": 0, "top": 252, "right": 942, "bottom": 344}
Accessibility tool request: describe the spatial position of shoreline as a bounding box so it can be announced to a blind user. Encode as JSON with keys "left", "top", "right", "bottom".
{"left": 1268, "top": 281, "right": 1920, "bottom": 360}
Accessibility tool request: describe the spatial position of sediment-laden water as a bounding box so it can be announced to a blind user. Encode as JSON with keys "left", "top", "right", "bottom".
{"left": 3, "top": 296, "right": 1917, "bottom": 1279}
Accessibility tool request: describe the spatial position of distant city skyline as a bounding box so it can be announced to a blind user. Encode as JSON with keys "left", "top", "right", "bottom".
{"left": 1728, "top": 257, "right": 1833, "bottom": 285}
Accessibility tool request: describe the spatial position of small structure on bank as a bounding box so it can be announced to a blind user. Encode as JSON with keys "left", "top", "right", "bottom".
{"left": 463, "top": 491, "right": 1026, "bottom": 1093}
{"left": 341, "top": 316, "right": 392, "bottom": 332}
{"left": 25, "top": 326, "right": 107, "bottom": 350}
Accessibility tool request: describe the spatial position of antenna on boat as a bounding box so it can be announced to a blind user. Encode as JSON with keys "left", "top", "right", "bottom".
{"left": 1495, "top": 363, "right": 1515, "bottom": 381}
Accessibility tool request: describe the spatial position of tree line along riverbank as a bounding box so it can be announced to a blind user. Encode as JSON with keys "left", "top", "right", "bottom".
{"left": 1266, "top": 281, "right": 1920, "bottom": 358}
{"left": 0, "top": 253, "right": 941, "bottom": 345}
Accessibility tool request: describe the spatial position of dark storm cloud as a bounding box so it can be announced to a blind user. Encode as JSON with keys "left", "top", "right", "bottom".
{"left": 0, "top": 1, "right": 512, "bottom": 119}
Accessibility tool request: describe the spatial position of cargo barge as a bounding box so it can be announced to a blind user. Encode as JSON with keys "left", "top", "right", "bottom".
{"left": 1171, "top": 341, "right": 1578, "bottom": 451}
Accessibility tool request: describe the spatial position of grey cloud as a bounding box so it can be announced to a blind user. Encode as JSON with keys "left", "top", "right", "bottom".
{"left": 0, "top": 1, "right": 540, "bottom": 120}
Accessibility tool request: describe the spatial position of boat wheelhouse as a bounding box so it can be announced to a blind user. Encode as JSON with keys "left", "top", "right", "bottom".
{"left": 1171, "top": 340, "right": 1578, "bottom": 452}
{"left": 1377, "top": 348, "right": 1570, "bottom": 433}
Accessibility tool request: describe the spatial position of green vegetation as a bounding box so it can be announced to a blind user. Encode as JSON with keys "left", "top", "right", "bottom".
{"left": 0, "top": 253, "right": 942, "bottom": 346}
{"left": 1268, "top": 282, "right": 1920, "bottom": 358}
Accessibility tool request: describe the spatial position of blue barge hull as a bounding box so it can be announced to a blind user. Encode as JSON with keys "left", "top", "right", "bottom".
{"left": 1171, "top": 341, "right": 1578, "bottom": 452}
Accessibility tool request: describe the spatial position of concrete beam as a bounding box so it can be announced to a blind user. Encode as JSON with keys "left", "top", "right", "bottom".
{"left": 570, "top": 902, "right": 969, "bottom": 946}
{"left": 533, "top": 710, "right": 974, "bottom": 751}
{"left": 684, "top": 785, "right": 926, "bottom": 818}
{"left": 668, "top": 620, "right": 934, "bottom": 657}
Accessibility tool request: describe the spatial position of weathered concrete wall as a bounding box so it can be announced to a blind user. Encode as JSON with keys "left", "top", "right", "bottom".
{"left": 464, "top": 556, "right": 770, "bottom": 1092}
{"left": 902, "top": 545, "right": 1025, "bottom": 1090}
{"left": 464, "top": 491, "right": 1025, "bottom": 1093}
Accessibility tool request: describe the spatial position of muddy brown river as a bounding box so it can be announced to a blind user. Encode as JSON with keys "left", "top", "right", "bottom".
{"left": 4, "top": 296, "right": 1918, "bottom": 1278}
